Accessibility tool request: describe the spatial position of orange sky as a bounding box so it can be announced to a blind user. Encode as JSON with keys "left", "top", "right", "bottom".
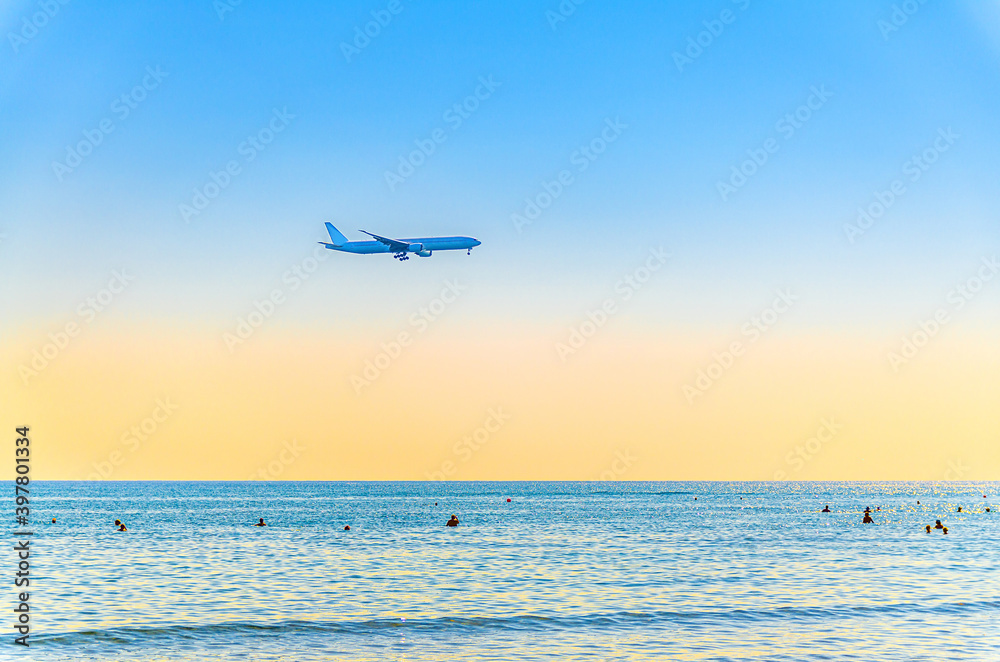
{"left": 4, "top": 321, "right": 997, "bottom": 481}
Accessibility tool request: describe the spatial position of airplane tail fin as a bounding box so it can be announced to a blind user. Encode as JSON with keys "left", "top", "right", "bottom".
{"left": 325, "top": 222, "right": 349, "bottom": 246}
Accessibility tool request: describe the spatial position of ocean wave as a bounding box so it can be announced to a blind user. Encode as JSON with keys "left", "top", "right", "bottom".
{"left": 37, "top": 600, "right": 1000, "bottom": 646}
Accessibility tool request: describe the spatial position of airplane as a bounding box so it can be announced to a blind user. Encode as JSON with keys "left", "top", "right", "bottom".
{"left": 319, "top": 222, "right": 481, "bottom": 261}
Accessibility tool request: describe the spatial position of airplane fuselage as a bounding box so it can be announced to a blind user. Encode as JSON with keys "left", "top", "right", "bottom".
{"left": 319, "top": 223, "right": 481, "bottom": 260}
{"left": 329, "top": 236, "right": 480, "bottom": 254}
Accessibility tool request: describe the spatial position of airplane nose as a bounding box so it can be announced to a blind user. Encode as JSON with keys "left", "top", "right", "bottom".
{"left": 473, "top": 239, "right": 482, "bottom": 246}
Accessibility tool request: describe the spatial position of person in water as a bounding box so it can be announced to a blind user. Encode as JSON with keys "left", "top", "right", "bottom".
{"left": 822, "top": 505, "right": 831, "bottom": 512}
{"left": 942, "top": 527, "right": 949, "bottom": 534}
{"left": 114, "top": 519, "right": 122, "bottom": 527}
{"left": 117, "top": 523, "right": 127, "bottom": 532}
{"left": 862, "top": 512, "right": 874, "bottom": 524}
{"left": 446, "top": 515, "right": 459, "bottom": 527}
{"left": 925, "top": 525, "right": 931, "bottom": 533}
{"left": 934, "top": 520, "right": 944, "bottom": 529}
{"left": 255, "top": 518, "right": 267, "bottom": 527}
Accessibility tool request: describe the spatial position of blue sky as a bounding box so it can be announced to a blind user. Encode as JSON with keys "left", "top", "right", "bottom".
{"left": 2, "top": 0, "right": 999, "bottom": 331}
{"left": 3, "top": 2, "right": 1000, "bottom": 482}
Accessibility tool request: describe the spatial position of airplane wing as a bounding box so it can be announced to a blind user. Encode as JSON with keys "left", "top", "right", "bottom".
{"left": 360, "top": 230, "right": 412, "bottom": 252}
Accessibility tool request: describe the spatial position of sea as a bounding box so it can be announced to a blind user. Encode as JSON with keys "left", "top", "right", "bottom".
{"left": 14, "top": 481, "right": 1000, "bottom": 661}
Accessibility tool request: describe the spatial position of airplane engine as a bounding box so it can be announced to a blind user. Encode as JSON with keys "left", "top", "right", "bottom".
{"left": 416, "top": 250, "right": 433, "bottom": 257}
{"left": 406, "top": 243, "right": 424, "bottom": 253}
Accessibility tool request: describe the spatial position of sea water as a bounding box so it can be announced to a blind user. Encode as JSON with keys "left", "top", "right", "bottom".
{"left": 17, "top": 481, "right": 1000, "bottom": 660}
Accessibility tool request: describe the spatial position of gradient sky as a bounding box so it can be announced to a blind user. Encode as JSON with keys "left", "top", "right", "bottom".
{"left": 2, "top": 1, "right": 998, "bottom": 480}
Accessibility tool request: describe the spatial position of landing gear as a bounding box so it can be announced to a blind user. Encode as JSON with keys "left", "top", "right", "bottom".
{"left": 467, "top": 248, "right": 472, "bottom": 255}
{"left": 393, "top": 252, "right": 410, "bottom": 261}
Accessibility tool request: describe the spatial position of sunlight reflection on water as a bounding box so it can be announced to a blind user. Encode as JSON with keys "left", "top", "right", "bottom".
{"left": 24, "top": 481, "right": 1000, "bottom": 661}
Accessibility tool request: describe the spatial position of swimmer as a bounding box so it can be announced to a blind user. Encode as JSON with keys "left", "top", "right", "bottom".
{"left": 822, "top": 505, "right": 831, "bottom": 512}
{"left": 446, "top": 515, "right": 459, "bottom": 527}
{"left": 114, "top": 519, "right": 122, "bottom": 527}
{"left": 942, "top": 527, "right": 948, "bottom": 535}
{"left": 934, "top": 519, "right": 943, "bottom": 529}
{"left": 344, "top": 525, "right": 350, "bottom": 531}
{"left": 925, "top": 525, "right": 931, "bottom": 533}
{"left": 51, "top": 518, "right": 56, "bottom": 524}
{"left": 862, "top": 512, "right": 874, "bottom": 524}
{"left": 255, "top": 518, "right": 267, "bottom": 527}
{"left": 117, "top": 523, "right": 127, "bottom": 532}
{"left": 957, "top": 506, "right": 962, "bottom": 512}
{"left": 987, "top": 508, "right": 991, "bottom": 513}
